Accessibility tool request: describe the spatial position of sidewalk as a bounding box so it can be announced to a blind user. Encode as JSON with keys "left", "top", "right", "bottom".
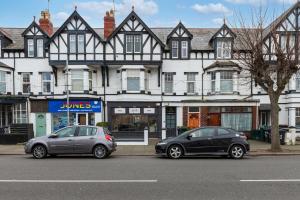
{"left": 0, "top": 140, "right": 300, "bottom": 156}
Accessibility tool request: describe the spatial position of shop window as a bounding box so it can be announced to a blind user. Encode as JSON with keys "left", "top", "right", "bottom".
{"left": 71, "top": 70, "right": 84, "bottom": 91}
{"left": 164, "top": 73, "right": 174, "bottom": 93}
{"left": 217, "top": 39, "right": 231, "bottom": 59}
{"left": 27, "top": 39, "right": 34, "bottom": 57}
{"left": 22, "top": 73, "right": 31, "bottom": 94}
{"left": 186, "top": 73, "right": 196, "bottom": 94}
{"left": 296, "top": 108, "right": 300, "bottom": 127}
{"left": 0, "top": 71, "right": 6, "bottom": 94}
{"left": 14, "top": 103, "right": 28, "bottom": 124}
{"left": 37, "top": 39, "right": 44, "bottom": 57}
{"left": 42, "top": 72, "right": 51, "bottom": 93}
{"left": 220, "top": 71, "right": 233, "bottom": 93}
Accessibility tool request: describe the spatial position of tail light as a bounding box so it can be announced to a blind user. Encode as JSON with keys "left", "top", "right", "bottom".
{"left": 105, "top": 134, "right": 113, "bottom": 142}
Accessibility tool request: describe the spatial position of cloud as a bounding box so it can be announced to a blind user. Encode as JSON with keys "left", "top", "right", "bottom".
{"left": 192, "top": 3, "right": 232, "bottom": 15}
{"left": 212, "top": 18, "right": 224, "bottom": 26}
{"left": 225, "top": 0, "right": 268, "bottom": 5}
{"left": 76, "top": 0, "right": 158, "bottom": 17}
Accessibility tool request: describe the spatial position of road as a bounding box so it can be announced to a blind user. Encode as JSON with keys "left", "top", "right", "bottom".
{"left": 0, "top": 155, "right": 299, "bottom": 200}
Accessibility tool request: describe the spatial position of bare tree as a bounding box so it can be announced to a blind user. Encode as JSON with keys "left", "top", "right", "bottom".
{"left": 235, "top": 6, "right": 299, "bottom": 151}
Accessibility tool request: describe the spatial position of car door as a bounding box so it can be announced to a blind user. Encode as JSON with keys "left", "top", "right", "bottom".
{"left": 73, "top": 126, "right": 98, "bottom": 153}
{"left": 47, "top": 127, "right": 76, "bottom": 154}
{"left": 212, "top": 128, "right": 234, "bottom": 153}
{"left": 183, "top": 128, "right": 216, "bottom": 153}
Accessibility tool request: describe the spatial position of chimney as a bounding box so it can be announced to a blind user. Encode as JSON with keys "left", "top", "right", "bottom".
{"left": 104, "top": 9, "right": 115, "bottom": 39}
{"left": 39, "top": 10, "right": 54, "bottom": 36}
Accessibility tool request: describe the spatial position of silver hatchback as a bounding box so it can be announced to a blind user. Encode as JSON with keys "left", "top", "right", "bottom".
{"left": 24, "top": 125, "right": 117, "bottom": 159}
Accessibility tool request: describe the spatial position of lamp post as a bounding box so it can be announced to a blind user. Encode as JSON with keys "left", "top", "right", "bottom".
{"left": 65, "top": 59, "right": 70, "bottom": 126}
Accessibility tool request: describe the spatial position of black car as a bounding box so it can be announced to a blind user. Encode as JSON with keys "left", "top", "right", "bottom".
{"left": 155, "top": 127, "right": 250, "bottom": 159}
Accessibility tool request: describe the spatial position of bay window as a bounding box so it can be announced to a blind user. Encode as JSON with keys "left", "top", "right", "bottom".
{"left": 296, "top": 108, "right": 300, "bottom": 127}
{"left": 211, "top": 72, "right": 216, "bottom": 93}
{"left": 181, "top": 41, "right": 188, "bottom": 58}
{"left": 217, "top": 40, "right": 231, "bottom": 59}
{"left": 22, "top": 73, "right": 31, "bottom": 94}
{"left": 27, "top": 39, "right": 34, "bottom": 57}
{"left": 127, "top": 70, "right": 140, "bottom": 92}
{"left": 186, "top": 73, "right": 196, "bottom": 94}
{"left": 37, "top": 39, "right": 44, "bottom": 57}
{"left": 126, "top": 35, "right": 141, "bottom": 53}
{"left": 171, "top": 41, "right": 179, "bottom": 58}
{"left": 71, "top": 70, "right": 84, "bottom": 91}
{"left": 42, "top": 72, "right": 51, "bottom": 93}
{"left": 220, "top": 71, "right": 233, "bottom": 93}
{"left": 164, "top": 73, "right": 174, "bottom": 93}
{"left": 0, "top": 71, "right": 6, "bottom": 93}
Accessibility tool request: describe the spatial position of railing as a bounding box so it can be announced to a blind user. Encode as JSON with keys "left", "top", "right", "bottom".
{"left": 0, "top": 124, "right": 33, "bottom": 144}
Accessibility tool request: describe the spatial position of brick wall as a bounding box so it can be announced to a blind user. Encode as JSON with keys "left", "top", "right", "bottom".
{"left": 183, "top": 106, "right": 188, "bottom": 127}
{"left": 200, "top": 106, "right": 208, "bottom": 126}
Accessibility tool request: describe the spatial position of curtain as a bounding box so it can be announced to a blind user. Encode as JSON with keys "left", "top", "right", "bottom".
{"left": 221, "top": 113, "right": 252, "bottom": 131}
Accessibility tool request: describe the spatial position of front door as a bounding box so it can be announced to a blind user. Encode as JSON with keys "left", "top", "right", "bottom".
{"left": 183, "top": 128, "right": 216, "bottom": 153}
{"left": 188, "top": 113, "right": 200, "bottom": 129}
{"left": 166, "top": 107, "right": 177, "bottom": 137}
{"left": 77, "top": 114, "right": 87, "bottom": 125}
{"left": 47, "top": 126, "right": 76, "bottom": 154}
{"left": 208, "top": 114, "right": 221, "bottom": 126}
{"left": 36, "top": 113, "right": 46, "bottom": 137}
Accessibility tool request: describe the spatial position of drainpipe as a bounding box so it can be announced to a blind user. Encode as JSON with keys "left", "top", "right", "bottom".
{"left": 13, "top": 54, "right": 16, "bottom": 95}
{"left": 201, "top": 52, "right": 204, "bottom": 100}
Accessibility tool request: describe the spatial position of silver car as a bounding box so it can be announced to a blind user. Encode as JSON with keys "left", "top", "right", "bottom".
{"left": 24, "top": 125, "right": 117, "bottom": 159}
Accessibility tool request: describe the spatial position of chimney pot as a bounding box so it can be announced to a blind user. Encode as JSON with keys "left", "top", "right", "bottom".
{"left": 39, "top": 10, "right": 53, "bottom": 36}
{"left": 104, "top": 10, "right": 115, "bottom": 39}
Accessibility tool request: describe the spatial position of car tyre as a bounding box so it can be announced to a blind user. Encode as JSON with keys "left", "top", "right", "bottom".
{"left": 32, "top": 145, "right": 47, "bottom": 159}
{"left": 93, "top": 145, "right": 108, "bottom": 159}
{"left": 229, "top": 145, "right": 245, "bottom": 159}
{"left": 167, "top": 145, "right": 183, "bottom": 159}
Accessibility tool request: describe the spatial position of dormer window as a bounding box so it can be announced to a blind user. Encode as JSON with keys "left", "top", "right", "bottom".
{"left": 181, "top": 41, "right": 188, "bottom": 58}
{"left": 37, "top": 39, "right": 44, "bottom": 57}
{"left": 171, "top": 41, "right": 178, "bottom": 58}
{"left": 126, "top": 35, "right": 141, "bottom": 53}
{"left": 27, "top": 39, "right": 34, "bottom": 57}
{"left": 217, "top": 40, "right": 231, "bottom": 59}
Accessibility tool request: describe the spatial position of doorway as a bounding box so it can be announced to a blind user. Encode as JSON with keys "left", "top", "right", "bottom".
{"left": 77, "top": 113, "right": 87, "bottom": 125}
{"left": 36, "top": 113, "right": 46, "bottom": 137}
{"left": 166, "top": 107, "right": 177, "bottom": 137}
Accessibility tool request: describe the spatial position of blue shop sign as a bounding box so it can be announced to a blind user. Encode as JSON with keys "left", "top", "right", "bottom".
{"left": 49, "top": 100, "right": 101, "bottom": 113}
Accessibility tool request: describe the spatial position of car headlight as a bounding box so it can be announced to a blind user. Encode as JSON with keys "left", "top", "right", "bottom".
{"left": 28, "top": 139, "right": 36, "bottom": 143}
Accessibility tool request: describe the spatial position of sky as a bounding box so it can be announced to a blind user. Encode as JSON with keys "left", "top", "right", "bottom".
{"left": 0, "top": 0, "right": 298, "bottom": 29}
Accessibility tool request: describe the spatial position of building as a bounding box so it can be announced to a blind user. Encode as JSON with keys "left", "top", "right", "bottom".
{"left": 1, "top": 2, "right": 300, "bottom": 141}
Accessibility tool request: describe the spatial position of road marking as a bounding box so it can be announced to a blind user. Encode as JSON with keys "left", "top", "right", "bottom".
{"left": 240, "top": 179, "right": 300, "bottom": 182}
{"left": 0, "top": 180, "right": 158, "bottom": 183}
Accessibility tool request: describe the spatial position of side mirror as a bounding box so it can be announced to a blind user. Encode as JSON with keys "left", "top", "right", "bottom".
{"left": 48, "top": 134, "right": 58, "bottom": 139}
{"left": 186, "top": 135, "right": 192, "bottom": 140}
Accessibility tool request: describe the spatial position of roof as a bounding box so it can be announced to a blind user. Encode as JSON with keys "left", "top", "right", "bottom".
{"left": 0, "top": 61, "right": 13, "bottom": 69}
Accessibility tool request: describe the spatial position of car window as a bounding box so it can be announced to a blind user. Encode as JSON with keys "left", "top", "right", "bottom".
{"left": 55, "top": 127, "right": 76, "bottom": 138}
{"left": 218, "top": 128, "right": 231, "bottom": 136}
{"left": 78, "top": 127, "right": 98, "bottom": 136}
{"left": 191, "top": 128, "right": 215, "bottom": 138}
{"left": 103, "top": 128, "right": 112, "bottom": 135}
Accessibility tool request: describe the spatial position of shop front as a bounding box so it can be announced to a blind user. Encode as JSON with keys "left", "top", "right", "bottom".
{"left": 108, "top": 102, "right": 162, "bottom": 140}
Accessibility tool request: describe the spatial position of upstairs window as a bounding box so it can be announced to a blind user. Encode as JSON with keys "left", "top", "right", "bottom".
{"left": 280, "top": 34, "right": 295, "bottom": 53}
{"left": 171, "top": 41, "right": 178, "bottom": 58}
{"left": 220, "top": 71, "right": 233, "bottom": 93}
{"left": 211, "top": 72, "right": 216, "bottom": 93}
{"left": 89, "top": 71, "right": 93, "bottom": 91}
{"left": 296, "top": 71, "right": 300, "bottom": 90}
{"left": 22, "top": 73, "right": 31, "bottom": 94}
{"left": 181, "top": 41, "right": 188, "bottom": 58}
{"left": 69, "top": 35, "right": 76, "bottom": 53}
{"left": 0, "top": 39, "right": 2, "bottom": 57}
{"left": 126, "top": 35, "right": 141, "bottom": 53}
{"left": 186, "top": 73, "right": 196, "bottom": 94}
{"left": 78, "top": 35, "right": 85, "bottom": 53}
{"left": 217, "top": 40, "right": 231, "bottom": 59}
{"left": 127, "top": 70, "right": 140, "bottom": 92}
{"left": 27, "top": 39, "right": 34, "bottom": 57}
{"left": 0, "top": 71, "right": 6, "bottom": 93}
{"left": 37, "top": 39, "right": 44, "bottom": 57}
{"left": 164, "top": 73, "right": 174, "bottom": 93}
{"left": 71, "top": 71, "right": 84, "bottom": 91}
{"left": 42, "top": 72, "right": 51, "bottom": 93}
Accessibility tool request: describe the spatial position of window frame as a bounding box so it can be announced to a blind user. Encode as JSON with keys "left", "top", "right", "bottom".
{"left": 216, "top": 39, "right": 232, "bottom": 59}
{"left": 171, "top": 41, "right": 179, "bottom": 58}
{"left": 71, "top": 70, "right": 84, "bottom": 92}
{"left": 186, "top": 72, "right": 196, "bottom": 94}
{"left": 27, "top": 39, "right": 34, "bottom": 57}
{"left": 164, "top": 72, "right": 174, "bottom": 94}
{"left": 89, "top": 71, "right": 93, "bottom": 91}
{"left": 14, "top": 103, "right": 28, "bottom": 124}
{"left": 22, "top": 73, "right": 31, "bottom": 94}
{"left": 69, "top": 34, "right": 77, "bottom": 54}
{"left": 0, "top": 71, "right": 6, "bottom": 94}
{"left": 77, "top": 34, "right": 85, "bottom": 54}
{"left": 181, "top": 41, "right": 188, "bottom": 59}
{"left": 36, "top": 39, "right": 44, "bottom": 58}
{"left": 125, "top": 35, "right": 142, "bottom": 54}
{"left": 211, "top": 72, "right": 216, "bottom": 93}
{"left": 220, "top": 71, "right": 233, "bottom": 93}
{"left": 41, "top": 72, "right": 52, "bottom": 94}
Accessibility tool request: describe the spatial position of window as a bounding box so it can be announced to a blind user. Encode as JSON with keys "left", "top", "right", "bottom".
{"left": 190, "top": 128, "right": 215, "bottom": 138}
{"left": 221, "top": 113, "right": 252, "bottom": 131}
{"left": 186, "top": 73, "right": 196, "bottom": 94}
{"left": 0, "top": 71, "right": 6, "bottom": 93}
{"left": 55, "top": 127, "right": 76, "bottom": 138}
{"left": 42, "top": 72, "right": 51, "bottom": 93}
{"left": 0, "top": 39, "right": 2, "bottom": 57}
{"left": 220, "top": 71, "right": 233, "bottom": 93}
{"left": 89, "top": 71, "right": 93, "bottom": 91}
{"left": 164, "top": 73, "right": 173, "bottom": 93}
{"left": 218, "top": 128, "right": 231, "bottom": 135}
{"left": 27, "top": 39, "right": 34, "bottom": 57}
{"left": 217, "top": 40, "right": 231, "bottom": 59}
{"left": 189, "top": 107, "right": 199, "bottom": 113}
{"left": 37, "top": 39, "right": 44, "bottom": 57}
{"left": 281, "top": 34, "right": 295, "bottom": 52}
{"left": 78, "top": 35, "right": 84, "bottom": 53}
{"left": 22, "top": 73, "right": 31, "bottom": 94}
{"left": 171, "top": 41, "right": 178, "bottom": 58}
{"left": 296, "top": 108, "right": 300, "bottom": 127}
{"left": 181, "top": 41, "right": 188, "bottom": 58}
{"left": 127, "top": 70, "right": 140, "bottom": 92}
{"left": 14, "top": 103, "right": 28, "bottom": 124}
{"left": 70, "top": 34, "right": 76, "bottom": 53}
{"left": 126, "top": 35, "right": 141, "bottom": 53}
{"left": 211, "top": 72, "right": 216, "bottom": 93}
{"left": 78, "top": 127, "right": 97, "bottom": 136}
{"left": 296, "top": 71, "right": 300, "bottom": 90}
{"left": 71, "top": 70, "right": 84, "bottom": 91}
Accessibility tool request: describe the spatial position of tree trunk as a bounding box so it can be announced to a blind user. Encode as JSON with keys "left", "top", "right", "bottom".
{"left": 269, "top": 96, "right": 282, "bottom": 152}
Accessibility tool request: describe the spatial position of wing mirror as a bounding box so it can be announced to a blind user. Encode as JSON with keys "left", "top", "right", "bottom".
{"left": 48, "top": 134, "right": 58, "bottom": 139}
{"left": 186, "top": 135, "right": 192, "bottom": 140}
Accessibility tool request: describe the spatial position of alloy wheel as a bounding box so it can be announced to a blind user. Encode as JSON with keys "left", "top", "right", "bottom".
{"left": 168, "top": 145, "right": 183, "bottom": 159}
{"left": 33, "top": 145, "right": 47, "bottom": 159}
{"left": 230, "top": 145, "right": 244, "bottom": 159}
{"left": 94, "top": 145, "right": 107, "bottom": 159}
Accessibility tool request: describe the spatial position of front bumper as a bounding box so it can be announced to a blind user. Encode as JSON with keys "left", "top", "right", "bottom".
{"left": 155, "top": 144, "right": 167, "bottom": 155}
{"left": 24, "top": 142, "right": 32, "bottom": 154}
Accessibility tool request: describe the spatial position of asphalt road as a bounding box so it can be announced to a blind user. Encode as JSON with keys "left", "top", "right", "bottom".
{"left": 0, "top": 155, "right": 300, "bottom": 200}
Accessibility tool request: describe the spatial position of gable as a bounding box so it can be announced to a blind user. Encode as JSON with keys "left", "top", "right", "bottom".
{"left": 22, "top": 21, "right": 48, "bottom": 37}
{"left": 167, "top": 22, "right": 193, "bottom": 40}
{"left": 210, "top": 24, "right": 236, "bottom": 43}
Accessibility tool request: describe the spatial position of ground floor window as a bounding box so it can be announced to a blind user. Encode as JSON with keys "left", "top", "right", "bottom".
{"left": 221, "top": 113, "right": 252, "bottom": 131}
{"left": 296, "top": 108, "right": 300, "bottom": 127}
{"left": 13, "top": 103, "right": 28, "bottom": 124}
{"left": 0, "top": 104, "right": 12, "bottom": 127}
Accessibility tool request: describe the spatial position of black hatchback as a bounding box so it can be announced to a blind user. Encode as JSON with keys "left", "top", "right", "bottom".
{"left": 155, "top": 127, "right": 250, "bottom": 159}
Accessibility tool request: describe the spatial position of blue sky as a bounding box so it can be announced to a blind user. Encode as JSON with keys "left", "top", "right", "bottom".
{"left": 0, "top": 0, "right": 298, "bottom": 28}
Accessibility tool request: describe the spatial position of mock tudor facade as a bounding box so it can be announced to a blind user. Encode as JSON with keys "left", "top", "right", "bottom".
{"left": 1, "top": 3, "right": 300, "bottom": 141}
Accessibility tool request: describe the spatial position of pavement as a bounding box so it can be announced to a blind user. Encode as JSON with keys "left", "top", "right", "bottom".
{"left": 0, "top": 139, "right": 300, "bottom": 156}
{"left": 0, "top": 155, "right": 300, "bottom": 200}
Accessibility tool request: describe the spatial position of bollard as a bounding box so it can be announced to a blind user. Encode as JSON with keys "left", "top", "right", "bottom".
{"left": 144, "top": 127, "right": 149, "bottom": 145}
{"left": 162, "top": 128, "right": 166, "bottom": 140}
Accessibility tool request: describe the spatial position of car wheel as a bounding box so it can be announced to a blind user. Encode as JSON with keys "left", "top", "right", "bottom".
{"left": 93, "top": 145, "right": 108, "bottom": 159}
{"left": 229, "top": 145, "right": 245, "bottom": 159}
{"left": 167, "top": 145, "right": 183, "bottom": 159}
{"left": 32, "top": 145, "right": 47, "bottom": 159}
